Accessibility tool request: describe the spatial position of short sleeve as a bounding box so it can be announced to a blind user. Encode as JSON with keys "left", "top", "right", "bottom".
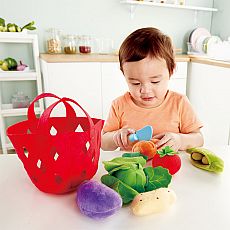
{"left": 179, "top": 95, "right": 203, "bottom": 133}
{"left": 103, "top": 100, "right": 121, "bottom": 133}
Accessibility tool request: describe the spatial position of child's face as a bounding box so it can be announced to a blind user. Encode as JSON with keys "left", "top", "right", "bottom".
{"left": 123, "top": 56, "right": 171, "bottom": 108}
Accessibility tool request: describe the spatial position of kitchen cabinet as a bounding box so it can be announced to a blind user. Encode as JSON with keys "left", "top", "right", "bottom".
{"left": 187, "top": 62, "right": 230, "bottom": 146}
{"left": 41, "top": 59, "right": 188, "bottom": 121}
{"left": 101, "top": 61, "right": 188, "bottom": 119}
{"left": 40, "top": 61, "right": 102, "bottom": 118}
{"left": 0, "top": 33, "right": 44, "bottom": 154}
{"left": 101, "top": 63, "right": 128, "bottom": 119}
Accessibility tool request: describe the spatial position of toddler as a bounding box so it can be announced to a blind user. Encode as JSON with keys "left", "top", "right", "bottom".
{"left": 101, "top": 27, "right": 203, "bottom": 151}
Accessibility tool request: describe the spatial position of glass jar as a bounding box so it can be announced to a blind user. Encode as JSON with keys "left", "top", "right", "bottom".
{"left": 78, "top": 35, "right": 92, "bottom": 54}
{"left": 63, "top": 35, "right": 77, "bottom": 54}
{"left": 11, "top": 91, "right": 30, "bottom": 108}
{"left": 46, "top": 28, "right": 62, "bottom": 54}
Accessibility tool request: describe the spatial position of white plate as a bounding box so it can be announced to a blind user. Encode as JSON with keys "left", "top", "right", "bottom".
{"left": 190, "top": 27, "right": 211, "bottom": 51}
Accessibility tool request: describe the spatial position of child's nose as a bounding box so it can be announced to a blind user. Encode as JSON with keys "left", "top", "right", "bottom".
{"left": 140, "top": 84, "right": 152, "bottom": 94}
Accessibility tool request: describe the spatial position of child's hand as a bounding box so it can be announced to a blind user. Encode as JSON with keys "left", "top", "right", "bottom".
{"left": 113, "top": 128, "right": 135, "bottom": 150}
{"left": 153, "top": 132, "right": 181, "bottom": 152}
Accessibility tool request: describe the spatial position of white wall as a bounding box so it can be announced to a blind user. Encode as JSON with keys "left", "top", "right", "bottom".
{"left": 0, "top": 0, "right": 214, "bottom": 53}
{"left": 211, "top": 0, "right": 230, "bottom": 40}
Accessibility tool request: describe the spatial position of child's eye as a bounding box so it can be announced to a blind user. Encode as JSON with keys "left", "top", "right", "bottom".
{"left": 151, "top": 81, "right": 160, "bottom": 84}
{"left": 131, "top": 83, "right": 140, "bottom": 86}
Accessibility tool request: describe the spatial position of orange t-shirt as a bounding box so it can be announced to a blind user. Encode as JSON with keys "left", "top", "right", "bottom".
{"left": 103, "top": 91, "right": 203, "bottom": 135}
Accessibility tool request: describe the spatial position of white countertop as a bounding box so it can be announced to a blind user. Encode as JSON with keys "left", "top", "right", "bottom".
{"left": 0, "top": 146, "right": 230, "bottom": 230}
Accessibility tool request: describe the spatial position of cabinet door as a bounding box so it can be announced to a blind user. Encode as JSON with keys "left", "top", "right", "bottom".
{"left": 169, "top": 62, "right": 188, "bottom": 95}
{"left": 41, "top": 61, "right": 102, "bottom": 118}
{"left": 187, "top": 62, "right": 230, "bottom": 146}
{"left": 101, "top": 62, "right": 188, "bottom": 119}
{"left": 101, "top": 63, "right": 128, "bottom": 119}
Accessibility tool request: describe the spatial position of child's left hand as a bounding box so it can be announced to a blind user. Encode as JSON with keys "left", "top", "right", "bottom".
{"left": 153, "top": 132, "right": 181, "bottom": 151}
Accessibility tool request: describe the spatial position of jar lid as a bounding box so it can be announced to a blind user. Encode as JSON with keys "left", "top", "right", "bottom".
{"left": 80, "top": 35, "right": 91, "bottom": 39}
{"left": 46, "top": 28, "right": 62, "bottom": 33}
{"left": 63, "top": 34, "right": 75, "bottom": 39}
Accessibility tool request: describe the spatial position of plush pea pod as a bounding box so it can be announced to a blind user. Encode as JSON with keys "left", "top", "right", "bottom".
{"left": 186, "top": 147, "right": 224, "bottom": 173}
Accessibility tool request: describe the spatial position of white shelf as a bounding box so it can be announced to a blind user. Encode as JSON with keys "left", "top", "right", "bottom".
{"left": 0, "top": 70, "right": 37, "bottom": 81}
{"left": 121, "top": 0, "right": 218, "bottom": 12}
{"left": 0, "top": 32, "right": 37, "bottom": 43}
{"left": 0, "top": 33, "right": 44, "bottom": 154}
{"left": 0, "top": 104, "right": 41, "bottom": 117}
{"left": 5, "top": 143, "right": 14, "bottom": 150}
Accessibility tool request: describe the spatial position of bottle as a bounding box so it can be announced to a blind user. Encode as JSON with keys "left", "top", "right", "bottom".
{"left": 78, "top": 35, "right": 92, "bottom": 54}
{"left": 46, "top": 28, "right": 62, "bottom": 54}
{"left": 63, "top": 35, "right": 77, "bottom": 54}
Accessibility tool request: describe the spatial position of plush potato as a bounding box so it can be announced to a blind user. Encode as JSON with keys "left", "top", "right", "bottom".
{"left": 76, "top": 180, "right": 122, "bottom": 219}
{"left": 131, "top": 188, "right": 176, "bottom": 216}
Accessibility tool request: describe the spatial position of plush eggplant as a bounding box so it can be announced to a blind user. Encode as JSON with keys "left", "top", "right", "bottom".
{"left": 186, "top": 147, "right": 224, "bottom": 173}
{"left": 76, "top": 180, "right": 122, "bottom": 219}
{"left": 131, "top": 188, "right": 176, "bottom": 216}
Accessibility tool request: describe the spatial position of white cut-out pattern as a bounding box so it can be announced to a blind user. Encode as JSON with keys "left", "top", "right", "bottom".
{"left": 54, "top": 152, "right": 59, "bottom": 161}
{"left": 75, "top": 124, "right": 84, "bottom": 132}
{"left": 50, "top": 126, "right": 57, "bottom": 136}
{"left": 27, "top": 129, "right": 31, "bottom": 134}
{"left": 23, "top": 148, "right": 29, "bottom": 158}
{"left": 37, "top": 159, "right": 41, "bottom": 168}
{"left": 86, "top": 141, "right": 90, "bottom": 150}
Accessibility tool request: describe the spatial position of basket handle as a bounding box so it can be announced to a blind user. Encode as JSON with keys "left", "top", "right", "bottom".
{"left": 37, "top": 96, "right": 95, "bottom": 136}
{"left": 28, "top": 93, "right": 77, "bottom": 122}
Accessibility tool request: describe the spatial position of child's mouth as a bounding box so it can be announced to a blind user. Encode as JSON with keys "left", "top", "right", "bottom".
{"left": 142, "top": 97, "right": 155, "bottom": 101}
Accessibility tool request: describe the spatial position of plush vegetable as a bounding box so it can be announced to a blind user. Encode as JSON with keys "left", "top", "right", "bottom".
{"left": 7, "top": 23, "right": 18, "bottom": 32}
{"left": 76, "top": 180, "right": 122, "bottom": 219}
{"left": 0, "top": 18, "right": 5, "bottom": 27}
{"left": 21, "top": 21, "right": 36, "bottom": 31}
{"left": 103, "top": 156, "right": 147, "bottom": 192}
{"left": 1, "top": 57, "right": 18, "bottom": 71}
{"left": 101, "top": 155, "right": 172, "bottom": 204}
{"left": 0, "top": 18, "right": 36, "bottom": 32}
{"left": 186, "top": 147, "right": 224, "bottom": 173}
{"left": 0, "top": 18, "right": 7, "bottom": 32}
{"left": 132, "top": 139, "right": 159, "bottom": 160}
{"left": 131, "top": 188, "right": 176, "bottom": 216}
{"left": 152, "top": 146, "right": 181, "bottom": 175}
{"left": 101, "top": 174, "right": 139, "bottom": 204}
{"left": 122, "top": 152, "right": 148, "bottom": 161}
{"left": 143, "top": 166, "right": 172, "bottom": 191}
{"left": 16, "top": 61, "right": 28, "bottom": 71}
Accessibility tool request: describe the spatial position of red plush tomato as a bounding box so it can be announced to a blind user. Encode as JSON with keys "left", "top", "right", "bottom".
{"left": 152, "top": 146, "right": 181, "bottom": 175}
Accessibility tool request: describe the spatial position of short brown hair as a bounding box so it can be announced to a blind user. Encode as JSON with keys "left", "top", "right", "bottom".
{"left": 119, "top": 27, "right": 175, "bottom": 75}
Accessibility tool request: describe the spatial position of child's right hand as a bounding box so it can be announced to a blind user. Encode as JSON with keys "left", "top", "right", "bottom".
{"left": 113, "top": 128, "right": 136, "bottom": 150}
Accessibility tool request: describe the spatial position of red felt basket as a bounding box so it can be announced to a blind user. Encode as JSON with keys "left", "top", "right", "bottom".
{"left": 7, "top": 93, "right": 104, "bottom": 194}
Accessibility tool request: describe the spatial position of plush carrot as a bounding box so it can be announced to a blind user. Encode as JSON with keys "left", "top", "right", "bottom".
{"left": 132, "top": 139, "right": 159, "bottom": 160}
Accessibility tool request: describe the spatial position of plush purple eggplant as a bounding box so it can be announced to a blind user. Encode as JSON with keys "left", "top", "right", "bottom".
{"left": 76, "top": 180, "right": 122, "bottom": 219}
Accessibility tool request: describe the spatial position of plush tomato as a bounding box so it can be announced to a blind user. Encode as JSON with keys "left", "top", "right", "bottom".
{"left": 132, "top": 139, "right": 159, "bottom": 160}
{"left": 152, "top": 146, "right": 181, "bottom": 175}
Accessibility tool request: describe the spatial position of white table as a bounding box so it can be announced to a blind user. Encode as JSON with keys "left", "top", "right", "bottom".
{"left": 0, "top": 146, "right": 230, "bottom": 230}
